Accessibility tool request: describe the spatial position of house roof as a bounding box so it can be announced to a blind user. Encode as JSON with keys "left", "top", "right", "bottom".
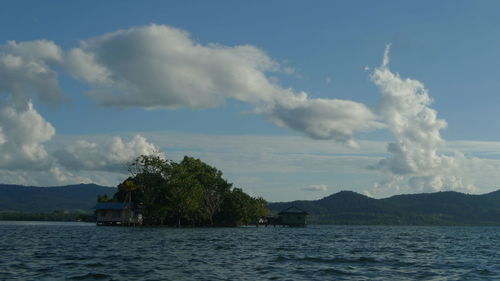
{"left": 94, "top": 202, "right": 131, "bottom": 210}
{"left": 278, "top": 206, "right": 309, "bottom": 215}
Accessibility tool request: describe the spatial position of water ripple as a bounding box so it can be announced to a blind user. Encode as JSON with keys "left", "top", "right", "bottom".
{"left": 0, "top": 222, "right": 499, "bottom": 280}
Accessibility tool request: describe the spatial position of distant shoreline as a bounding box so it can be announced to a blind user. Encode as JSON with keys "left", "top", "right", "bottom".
{"left": 1, "top": 217, "right": 500, "bottom": 227}
{"left": 2, "top": 184, "right": 500, "bottom": 226}
{"left": 0, "top": 211, "right": 93, "bottom": 222}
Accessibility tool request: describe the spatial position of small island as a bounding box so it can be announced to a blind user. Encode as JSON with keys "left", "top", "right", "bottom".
{"left": 95, "top": 155, "right": 269, "bottom": 227}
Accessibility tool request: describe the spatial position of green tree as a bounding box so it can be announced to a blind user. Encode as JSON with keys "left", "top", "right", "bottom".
{"left": 115, "top": 155, "right": 172, "bottom": 224}
{"left": 175, "top": 156, "right": 232, "bottom": 225}
{"left": 165, "top": 161, "right": 204, "bottom": 226}
{"left": 216, "top": 188, "right": 268, "bottom": 226}
{"left": 109, "top": 154, "right": 269, "bottom": 227}
{"left": 97, "top": 194, "right": 113, "bottom": 202}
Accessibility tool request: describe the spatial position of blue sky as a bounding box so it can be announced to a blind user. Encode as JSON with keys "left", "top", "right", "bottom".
{"left": 2, "top": 1, "right": 500, "bottom": 201}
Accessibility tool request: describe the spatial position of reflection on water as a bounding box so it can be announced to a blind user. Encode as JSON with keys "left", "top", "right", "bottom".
{"left": 0, "top": 222, "right": 499, "bottom": 280}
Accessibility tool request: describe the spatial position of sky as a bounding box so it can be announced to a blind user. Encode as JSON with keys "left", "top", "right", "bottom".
{"left": 2, "top": 0, "right": 500, "bottom": 201}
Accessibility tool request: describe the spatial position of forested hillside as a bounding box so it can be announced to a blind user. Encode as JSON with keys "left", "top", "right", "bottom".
{"left": 0, "top": 184, "right": 115, "bottom": 212}
{"left": 269, "top": 190, "right": 500, "bottom": 225}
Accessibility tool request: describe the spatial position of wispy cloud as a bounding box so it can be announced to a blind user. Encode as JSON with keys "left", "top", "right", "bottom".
{"left": 302, "top": 184, "right": 328, "bottom": 192}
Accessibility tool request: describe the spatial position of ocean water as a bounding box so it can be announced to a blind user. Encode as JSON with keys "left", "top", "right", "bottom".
{"left": 0, "top": 222, "right": 499, "bottom": 280}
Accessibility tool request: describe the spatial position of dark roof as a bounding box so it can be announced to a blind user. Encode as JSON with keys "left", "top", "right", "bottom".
{"left": 94, "top": 202, "right": 131, "bottom": 210}
{"left": 278, "top": 206, "right": 309, "bottom": 215}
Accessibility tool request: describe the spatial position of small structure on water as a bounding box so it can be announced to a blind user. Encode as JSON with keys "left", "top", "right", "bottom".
{"left": 278, "top": 206, "right": 309, "bottom": 227}
{"left": 260, "top": 206, "right": 309, "bottom": 227}
{"left": 94, "top": 202, "right": 143, "bottom": 226}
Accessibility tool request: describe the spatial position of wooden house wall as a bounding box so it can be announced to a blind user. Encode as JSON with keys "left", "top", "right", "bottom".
{"left": 280, "top": 213, "right": 307, "bottom": 226}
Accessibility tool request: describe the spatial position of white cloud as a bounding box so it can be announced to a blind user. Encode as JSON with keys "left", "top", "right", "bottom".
{"left": 0, "top": 28, "right": 497, "bottom": 198}
{"left": 263, "top": 91, "right": 382, "bottom": 147}
{"left": 65, "top": 24, "right": 280, "bottom": 109}
{"left": 49, "top": 167, "right": 93, "bottom": 185}
{"left": 54, "top": 134, "right": 161, "bottom": 172}
{"left": 0, "top": 101, "right": 98, "bottom": 187}
{"left": 0, "top": 168, "right": 93, "bottom": 187}
{"left": 0, "top": 101, "right": 55, "bottom": 170}
{"left": 302, "top": 184, "right": 328, "bottom": 192}
{"left": 0, "top": 131, "right": 161, "bottom": 186}
{"left": 65, "top": 24, "right": 381, "bottom": 146}
{"left": 0, "top": 38, "right": 163, "bottom": 185}
{"left": 369, "top": 45, "right": 475, "bottom": 194}
{"left": 0, "top": 39, "right": 64, "bottom": 172}
{"left": 42, "top": 132, "right": 500, "bottom": 198}
{"left": 0, "top": 40, "right": 64, "bottom": 105}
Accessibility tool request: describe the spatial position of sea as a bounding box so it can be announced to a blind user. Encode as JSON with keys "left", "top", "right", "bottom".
{"left": 0, "top": 221, "right": 499, "bottom": 281}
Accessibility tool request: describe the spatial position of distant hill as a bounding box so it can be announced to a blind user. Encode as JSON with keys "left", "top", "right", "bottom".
{"left": 269, "top": 190, "right": 500, "bottom": 226}
{"left": 0, "top": 184, "right": 116, "bottom": 213}
{"left": 3, "top": 184, "right": 500, "bottom": 225}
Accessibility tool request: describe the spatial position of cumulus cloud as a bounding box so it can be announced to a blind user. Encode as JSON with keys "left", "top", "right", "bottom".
{"left": 0, "top": 26, "right": 485, "bottom": 193}
{"left": 302, "top": 184, "right": 328, "bottom": 192}
{"left": 0, "top": 40, "right": 64, "bottom": 105}
{"left": 65, "top": 24, "right": 381, "bottom": 146}
{"left": 263, "top": 91, "right": 381, "bottom": 147}
{"left": 0, "top": 39, "right": 65, "bottom": 171}
{"left": 0, "top": 38, "right": 163, "bottom": 185}
{"left": 0, "top": 101, "right": 55, "bottom": 170}
{"left": 0, "top": 168, "right": 94, "bottom": 186}
{"left": 369, "top": 45, "right": 475, "bottom": 194}
{"left": 54, "top": 135, "right": 161, "bottom": 172}
{"left": 0, "top": 100, "right": 102, "bottom": 186}
{"left": 65, "top": 24, "right": 280, "bottom": 109}
{"left": 0, "top": 26, "right": 382, "bottom": 187}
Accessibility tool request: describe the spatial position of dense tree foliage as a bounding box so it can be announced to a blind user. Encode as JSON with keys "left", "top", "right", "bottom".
{"left": 108, "top": 155, "right": 268, "bottom": 226}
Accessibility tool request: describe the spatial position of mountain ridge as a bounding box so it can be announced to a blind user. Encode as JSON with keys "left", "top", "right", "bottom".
{"left": 0, "top": 183, "right": 116, "bottom": 212}
{"left": 2, "top": 184, "right": 500, "bottom": 225}
{"left": 269, "top": 189, "right": 500, "bottom": 225}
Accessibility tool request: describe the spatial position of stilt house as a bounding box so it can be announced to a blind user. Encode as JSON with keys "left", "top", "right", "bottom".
{"left": 94, "top": 202, "right": 143, "bottom": 226}
{"left": 278, "top": 206, "right": 309, "bottom": 227}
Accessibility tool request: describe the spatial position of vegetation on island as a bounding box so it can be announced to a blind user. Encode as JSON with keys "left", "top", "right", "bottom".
{"left": 100, "top": 155, "right": 269, "bottom": 226}
{"left": 2, "top": 176, "right": 500, "bottom": 226}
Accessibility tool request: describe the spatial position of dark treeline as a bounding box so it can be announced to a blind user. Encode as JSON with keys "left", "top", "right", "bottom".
{"left": 0, "top": 211, "right": 90, "bottom": 222}
{"left": 100, "top": 155, "right": 269, "bottom": 226}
